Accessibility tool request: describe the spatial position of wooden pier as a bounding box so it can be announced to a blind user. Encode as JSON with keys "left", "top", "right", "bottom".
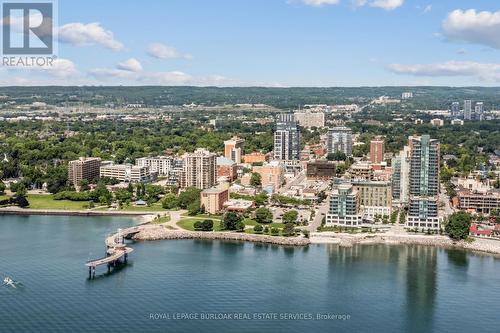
{"left": 85, "top": 226, "right": 141, "bottom": 278}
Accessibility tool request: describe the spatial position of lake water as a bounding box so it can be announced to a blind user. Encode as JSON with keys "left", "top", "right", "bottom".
{"left": 0, "top": 215, "right": 499, "bottom": 333}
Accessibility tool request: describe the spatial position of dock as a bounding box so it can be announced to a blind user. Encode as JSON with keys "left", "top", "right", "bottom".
{"left": 85, "top": 226, "right": 141, "bottom": 278}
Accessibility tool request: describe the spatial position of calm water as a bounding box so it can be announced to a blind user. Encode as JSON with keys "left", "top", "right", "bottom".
{"left": 1, "top": 215, "right": 500, "bottom": 333}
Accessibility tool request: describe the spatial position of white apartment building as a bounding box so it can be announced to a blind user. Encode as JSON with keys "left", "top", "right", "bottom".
{"left": 100, "top": 164, "right": 152, "bottom": 183}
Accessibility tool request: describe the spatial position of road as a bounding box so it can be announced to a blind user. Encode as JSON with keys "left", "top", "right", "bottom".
{"left": 308, "top": 201, "right": 329, "bottom": 231}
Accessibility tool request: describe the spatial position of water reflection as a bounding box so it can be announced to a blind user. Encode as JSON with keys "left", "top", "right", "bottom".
{"left": 447, "top": 249, "right": 468, "bottom": 268}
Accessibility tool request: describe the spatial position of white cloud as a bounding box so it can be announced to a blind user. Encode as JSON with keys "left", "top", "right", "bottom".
{"left": 354, "top": 0, "right": 403, "bottom": 10}
{"left": 387, "top": 61, "right": 500, "bottom": 81}
{"left": 301, "top": 0, "right": 340, "bottom": 7}
{"left": 58, "top": 22, "right": 124, "bottom": 51}
{"left": 3, "top": 58, "right": 79, "bottom": 78}
{"left": 116, "top": 58, "right": 143, "bottom": 72}
{"left": 423, "top": 5, "right": 432, "bottom": 14}
{"left": 146, "top": 43, "right": 191, "bottom": 59}
{"left": 443, "top": 9, "right": 500, "bottom": 49}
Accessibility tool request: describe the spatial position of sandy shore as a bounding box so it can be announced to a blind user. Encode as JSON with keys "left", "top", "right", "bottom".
{"left": 310, "top": 232, "right": 500, "bottom": 256}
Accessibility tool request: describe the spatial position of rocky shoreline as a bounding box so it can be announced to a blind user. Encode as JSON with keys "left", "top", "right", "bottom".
{"left": 310, "top": 232, "right": 500, "bottom": 256}
{"left": 132, "top": 225, "right": 310, "bottom": 246}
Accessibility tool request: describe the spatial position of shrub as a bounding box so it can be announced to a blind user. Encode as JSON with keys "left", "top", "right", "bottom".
{"left": 253, "top": 224, "right": 263, "bottom": 234}
{"left": 271, "top": 227, "right": 280, "bottom": 236}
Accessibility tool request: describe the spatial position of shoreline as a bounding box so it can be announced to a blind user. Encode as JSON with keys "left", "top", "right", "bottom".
{"left": 310, "top": 232, "right": 500, "bottom": 257}
{"left": 0, "top": 207, "right": 160, "bottom": 217}
{"left": 132, "top": 225, "right": 310, "bottom": 246}
{"left": 2, "top": 208, "right": 500, "bottom": 256}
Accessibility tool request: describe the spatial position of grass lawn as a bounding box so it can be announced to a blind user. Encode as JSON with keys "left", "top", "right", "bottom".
{"left": 177, "top": 218, "right": 221, "bottom": 231}
{"left": 118, "top": 203, "right": 167, "bottom": 212}
{"left": 181, "top": 213, "right": 222, "bottom": 219}
{"left": 151, "top": 215, "right": 171, "bottom": 224}
{"left": 27, "top": 194, "right": 89, "bottom": 210}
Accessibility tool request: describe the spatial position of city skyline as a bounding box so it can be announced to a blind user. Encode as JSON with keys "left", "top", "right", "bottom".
{"left": 2, "top": 0, "right": 500, "bottom": 87}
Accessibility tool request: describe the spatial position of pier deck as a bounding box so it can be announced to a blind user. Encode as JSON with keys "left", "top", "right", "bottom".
{"left": 85, "top": 225, "right": 142, "bottom": 278}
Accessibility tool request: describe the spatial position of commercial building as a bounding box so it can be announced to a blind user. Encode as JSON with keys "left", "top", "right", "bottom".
{"left": 294, "top": 110, "right": 325, "bottom": 128}
{"left": 224, "top": 136, "right": 245, "bottom": 164}
{"left": 369, "top": 137, "right": 384, "bottom": 164}
{"left": 180, "top": 148, "right": 217, "bottom": 190}
{"left": 464, "top": 100, "right": 472, "bottom": 120}
{"left": 273, "top": 113, "right": 300, "bottom": 161}
{"left": 306, "top": 160, "right": 336, "bottom": 180}
{"left": 326, "top": 184, "right": 363, "bottom": 227}
{"left": 253, "top": 160, "right": 284, "bottom": 193}
{"left": 100, "top": 163, "right": 152, "bottom": 183}
{"left": 200, "top": 184, "right": 229, "bottom": 214}
{"left": 327, "top": 127, "right": 353, "bottom": 156}
{"left": 401, "top": 92, "right": 413, "bottom": 99}
{"left": 352, "top": 180, "right": 392, "bottom": 218}
{"left": 242, "top": 152, "right": 267, "bottom": 164}
{"left": 406, "top": 135, "right": 441, "bottom": 230}
{"left": 68, "top": 157, "right": 101, "bottom": 186}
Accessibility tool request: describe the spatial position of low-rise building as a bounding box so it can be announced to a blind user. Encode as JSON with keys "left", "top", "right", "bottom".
{"left": 223, "top": 199, "right": 253, "bottom": 212}
{"left": 100, "top": 164, "right": 152, "bottom": 183}
{"left": 216, "top": 157, "right": 238, "bottom": 181}
{"left": 242, "top": 152, "right": 267, "bottom": 164}
{"left": 458, "top": 189, "right": 500, "bottom": 214}
{"left": 200, "top": 184, "right": 229, "bottom": 214}
{"left": 306, "top": 160, "right": 336, "bottom": 180}
{"left": 253, "top": 161, "right": 284, "bottom": 193}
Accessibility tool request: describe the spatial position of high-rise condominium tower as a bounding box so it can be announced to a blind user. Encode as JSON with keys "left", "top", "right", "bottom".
{"left": 273, "top": 114, "right": 300, "bottom": 161}
{"left": 406, "top": 135, "right": 441, "bottom": 230}
{"left": 327, "top": 127, "right": 353, "bottom": 157}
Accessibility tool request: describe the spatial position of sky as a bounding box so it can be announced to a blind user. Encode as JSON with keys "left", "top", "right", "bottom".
{"left": 1, "top": 0, "right": 500, "bottom": 87}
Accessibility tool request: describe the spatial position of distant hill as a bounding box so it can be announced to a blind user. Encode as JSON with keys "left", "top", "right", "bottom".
{"left": 0, "top": 86, "right": 499, "bottom": 109}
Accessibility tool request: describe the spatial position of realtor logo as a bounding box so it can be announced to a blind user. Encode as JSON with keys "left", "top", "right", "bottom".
{"left": 1, "top": 1, "right": 56, "bottom": 67}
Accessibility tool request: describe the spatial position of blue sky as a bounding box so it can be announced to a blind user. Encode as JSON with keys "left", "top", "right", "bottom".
{"left": 2, "top": 0, "right": 500, "bottom": 86}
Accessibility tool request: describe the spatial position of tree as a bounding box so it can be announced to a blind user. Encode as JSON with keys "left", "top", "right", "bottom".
{"left": 79, "top": 179, "right": 90, "bottom": 191}
{"left": 145, "top": 185, "right": 164, "bottom": 203}
{"left": 115, "top": 188, "right": 133, "bottom": 203}
{"left": 283, "top": 210, "right": 298, "bottom": 224}
{"left": 14, "top": 183, "right": 27, "bottom": 198}
{"left": 255, "top": 207, "right": 273, "bottom": 224}
{"left": 0, "top": 180, "right": 6, "bottom": 195}
{"left": 282, "top": 223, "right": 296, "bottom": 236}
{"left": 327, "top": 151, "right": 346, "bottom": 161}
{"left": 254, "top": 192, "right": 268, "bottom": 206}
{"left": 221, "top": 212, "right": 243, "bottom": 231}
{"left": 445, "top": 212, "right": 472, "bottom": 240}
{"left": 270, "top": 227, "right": 280, "bottom": 236}
{"left": 178, "top": 187, "right": 201, "bottom": 209}
{"left": 250, "top": 172, "right": 262, "bottom": 187}
{"left": 253, "top": 224, "right": 263, "bottom": 234}
{"left": 161, "top": 193, "right": 179, "bottom": 209}
{"left": 194, "top": 219, "right": 213, "bottom": 231}
{"left": 187, "top": 199, "right": 201, "bottom": 215}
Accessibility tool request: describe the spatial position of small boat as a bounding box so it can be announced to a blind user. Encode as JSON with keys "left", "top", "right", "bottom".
{"left": 2, "top": 277, "right": 18, "bottom": 288}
